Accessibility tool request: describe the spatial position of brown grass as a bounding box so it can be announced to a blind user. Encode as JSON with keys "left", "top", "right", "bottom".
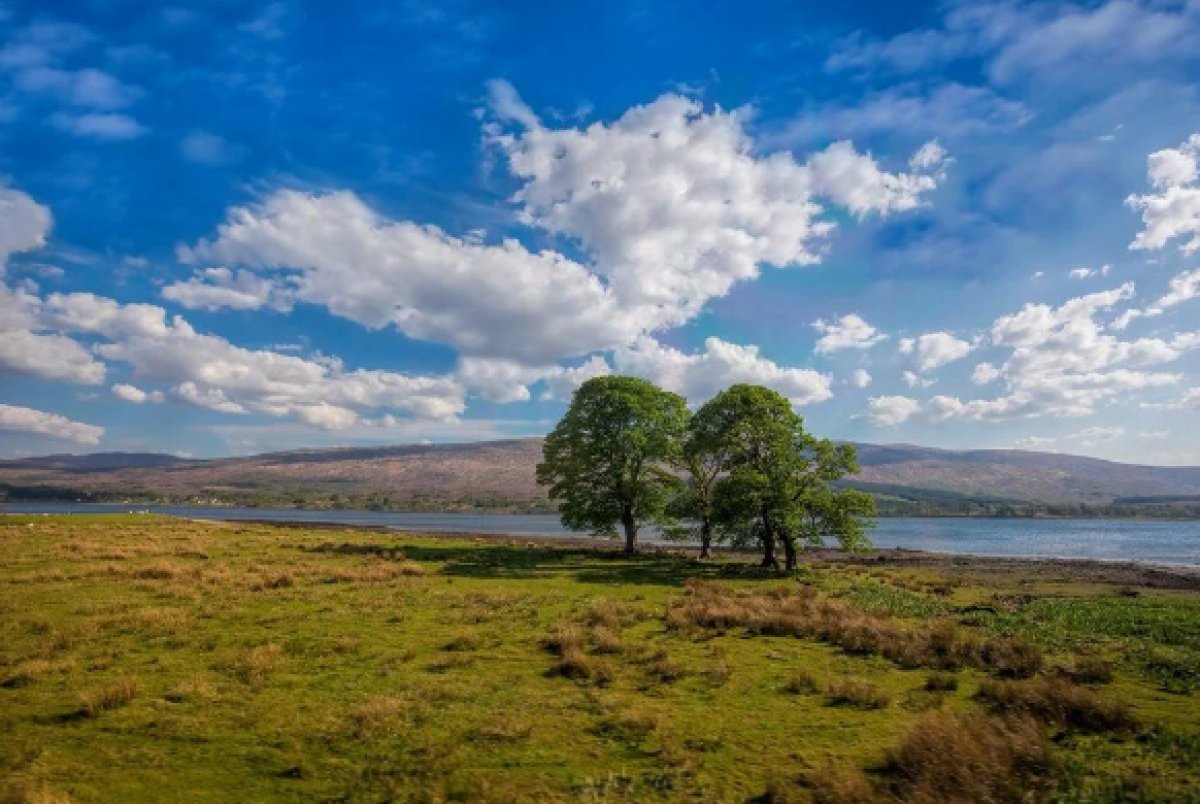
{"left": 235, "top": 643, "right": 283, "bottom": 685}
{"left": 976, "top": 677, "right": 1135, "bottom": 733}
{"left": 79, "top": 676, "right": 139, "bottom": 718}
{"left": 981, "top": 636, "right": 1043, "bottom": 679}
{"left": 924, "top": 671, "right": 959, "bottom": 692}
{"left": 783, "top": 669, "right": 820, "bottom": 695}
{"left": 589, "top": 624, "right": 623, "bottom": 654}
{"left": 825, "top": 677, "right": 889, "bottom": 709}
{"left": 1, "top": 660, "right": 55, "bottom": 689}
{"left": 883, "top": 711, "right": 1055, "bottom": 803}
{"left": 1062, "top": 653, "right": 1114, "bottom": 685}
{"left": 666, "top": 583, "right": 1040, "bottom": 678}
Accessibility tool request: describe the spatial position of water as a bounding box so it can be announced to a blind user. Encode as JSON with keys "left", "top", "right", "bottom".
{"left": 6, "top": 502, "right": 1200, "bottom": 566}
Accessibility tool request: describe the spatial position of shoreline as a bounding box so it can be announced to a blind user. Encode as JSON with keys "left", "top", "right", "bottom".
{"left": 219, "top": 516, "right": 1200, "bottom": 591}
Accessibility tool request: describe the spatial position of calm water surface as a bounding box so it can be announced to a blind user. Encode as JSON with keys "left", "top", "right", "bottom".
{"left": 6, "top": 503, "right": 1200, "bottom": 566}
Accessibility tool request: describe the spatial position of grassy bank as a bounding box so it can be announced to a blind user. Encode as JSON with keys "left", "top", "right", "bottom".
{"left": 1, "top": 516, "right": 1198, "bottom": 801}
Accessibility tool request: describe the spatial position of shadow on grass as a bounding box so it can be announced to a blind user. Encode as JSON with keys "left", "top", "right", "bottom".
{"left": 394, "top": 543, "right": 782, "bottom": 586}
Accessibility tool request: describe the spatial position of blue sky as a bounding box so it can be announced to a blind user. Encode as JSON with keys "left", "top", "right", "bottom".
{"left": 2, "top": 0, "right": 1200, "bottom": 463}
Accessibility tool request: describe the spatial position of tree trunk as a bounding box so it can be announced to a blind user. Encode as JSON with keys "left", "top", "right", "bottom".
{"left": 760, "top": 523, "right": 779, "bottom": 569}
{"left": 783, "top": 535, "right": 797, "bottom": 572}
{"left": 621, "top": 505, "right": 637, "bottom": 554}
{"left": 699, "top": 519, "right": 712, "bottom": 560}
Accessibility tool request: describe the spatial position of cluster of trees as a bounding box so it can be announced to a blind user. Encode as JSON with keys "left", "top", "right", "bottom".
{"left": 537, "top": 377, "right": 875, "bottom": 569}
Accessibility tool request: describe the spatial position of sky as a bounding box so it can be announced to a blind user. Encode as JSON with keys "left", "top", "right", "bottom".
{"left": 1, "top": 1, "right": 1200, "bottom": 464}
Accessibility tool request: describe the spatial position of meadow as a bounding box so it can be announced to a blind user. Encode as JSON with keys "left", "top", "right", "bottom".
{"left": 1, "top": 515, "right": 1198, "bottom": 802}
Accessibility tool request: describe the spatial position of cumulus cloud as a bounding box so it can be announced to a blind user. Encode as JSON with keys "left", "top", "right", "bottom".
{"left": 111, "top": 383, "right": 163, "bottom": 404}
{"left": 613, "top": 336, "right": 832, "bottom": 407}
{"left": 51, "top": 111, "right": 146, "bottom": 140}
{"left": 176, "top": 86, "right": 942, "bottom": 373}
{"left": 898, "top": 331, "right": 974, "bottom": 372}
{"left": 0, "top": 403, "right": 103, "bottom": 444}
{"left": 813, "top": 314, "right": 888, "bottom": 354}
{"left": 850, "top": 368, "right": 872, "bottom": 388}
{"left": 162, "top": 266, "right": 288, "bottom": 311}
{"left": 26, "top": 291, "right": 468, "bottom": 429}
{"left": 1112, "top": 267, "right": 1200, "bottom": 329}
{"left": 0, "top": 328, "right": 104, "bottom": 384}
{"left": 972, "top": 362, "right": 1001, "bottom": 385}
{"left": 1128, "top": 133, "right": 1200, "bottom": 254}
{"left": 884, "top": 282, "right": 1199, "bottom": 424}
{"left": 902, "top": 370, "right": 935, "bottom": 389}
{"left": 865, "top": 395, "right": 921, "bottom": 426}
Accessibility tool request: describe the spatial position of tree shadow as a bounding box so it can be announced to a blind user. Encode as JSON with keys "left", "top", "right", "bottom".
{"left": 394, "top": 542, "right": 784, "bottom": 586}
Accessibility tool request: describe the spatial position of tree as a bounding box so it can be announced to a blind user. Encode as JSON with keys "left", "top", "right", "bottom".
{"left": 696, "top": 384, "right": 875, "bottom": 570}
{"left": 537, "top": 376, "right": 688, "bottom": 554}
{"left": 664, "top": 427, "right": 723, "bottom": 558}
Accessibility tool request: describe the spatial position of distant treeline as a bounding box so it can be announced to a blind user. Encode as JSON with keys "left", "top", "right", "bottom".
{"left": 5, "top": 488, "right": 1199, "bottom": 520}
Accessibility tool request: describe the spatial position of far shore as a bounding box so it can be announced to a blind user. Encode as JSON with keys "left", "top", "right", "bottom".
{"left": 215, "top": 516, "right": 1200, "bottom": 591}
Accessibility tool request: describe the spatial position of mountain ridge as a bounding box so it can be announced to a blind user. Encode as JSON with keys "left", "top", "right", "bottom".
{"left": 2, "top": 438, "right": 1198, "bottom": 515}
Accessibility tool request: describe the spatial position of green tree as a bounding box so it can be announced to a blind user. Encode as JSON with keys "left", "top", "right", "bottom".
{"left": 695, "top": 384, "right": 874, "bottom": 570}
{"left": 665, "top": 428, "right": 723, "bottom": 558}
{"left": 537, "top": 376, "right": 688, "bottom": 553}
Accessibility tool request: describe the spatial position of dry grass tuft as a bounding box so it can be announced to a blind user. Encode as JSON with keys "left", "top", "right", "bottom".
{"left": 235, "top": 643, "right": 284, "bottom": 685}
{"left": 825, "top": 676, "right": 889, "bottom": 709}
{"left": 666, "top": 583, "right": 1050, "bottom": 683}
{"left": 647, "top": 649, "right": 685, "bottom": 683}
{"left": 589, "top": 624, "right": 623, "bottom": 655}
{"left": 347, "top": 695, "right": 409, "bottom": 737}
{"left": 163, "top": 675, "right": 218, "bottom": 703}
{"left": 976, "top": 677, "right": 1134, "bottom": 733}
{"left": 1062, "top": 653, "right": 1114, "bottom": 685}
{"left": 924, "top": 671, "right": 959, "bottom": 692}
{"left": 1, "top": 660, "right": 54, "bottom": 689}
{"left": 0, "top": 780, "right": 74, "bottom": 804}
{"left": 807, "top": 765, "right": 878, "bottom": 804}
{"left": 884, "top": 711, "right": 1054, "bottom": 803}
{"left": 79, "top": 676, "right": 139, "bottom": 717}
{"left": 783, "top": 669, "right": 820, "bottom": 695}
{"left": 981, "top": 636, "right": 1043, "bottom": 679}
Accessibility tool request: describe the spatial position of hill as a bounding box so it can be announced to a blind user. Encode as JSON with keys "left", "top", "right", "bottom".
{"left": 2, "top": 439, "right": 1199, "bottom": 516}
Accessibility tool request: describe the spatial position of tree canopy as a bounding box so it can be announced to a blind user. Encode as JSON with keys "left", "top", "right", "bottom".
{"left": 536, "top": 376, "right": 688, "bottom": 553}
{"left": 540, "top": 378, "right": 874, "bottom": 565}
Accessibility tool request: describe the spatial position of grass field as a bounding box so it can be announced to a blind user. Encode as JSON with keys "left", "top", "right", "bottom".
{"left": 2, "top": 515, "right": 1199, "bottom": 802}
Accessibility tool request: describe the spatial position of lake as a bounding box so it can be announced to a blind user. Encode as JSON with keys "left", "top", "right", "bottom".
{"left": 5, "top": 502, "right": 1200, "bottom": 566}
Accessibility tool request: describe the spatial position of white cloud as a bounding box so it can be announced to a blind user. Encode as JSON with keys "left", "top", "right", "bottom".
{"left": 865, "top": 395, "right": 921, "bottom": 426}
{"left": 1128, "top": 133, "right": 1200, "bottom": 254}
{"left": 51, "top": 111, "right": 146, "bottom": 140}
{"left": 0, "top": 328, "right": 104, "bottom": 384}
{"left": 613, "top": 336, "right": 832, "bottom": 407}
{"left": 972, "top": 362, "right": 1001, "bottom": 385}
{"left": 1071, "top": 425, "right": 1125, "bottom": 443}
{"left": 111, "top": 383, "right": 163, "bottom": 404}
{"left": 1068, "top": 264, "right": 1110, "bottom": 279}
{"left": 0, "top": 403, "right": 103, "bottom": 444}
{"left": 1015, "top": 435, "right": 1057, "bottom": 449}
{"left": 37, "top": 291, "right": 468, "bottom": 428}
{"left": 899, "top": 331, "right": 973, "bottom": 371}
{"left": 893, "top": 283, "right": 1200, "bottom": 423}
{"left": 0, "top": 185, "right": 52, "bottom": 262}
{"left": 1140, "top": 430, "right": 1169, "bottom": 440}
{"left": 902, "top": 370, "right": 935, "bottom": 389}
{"left": 162, "top": 266, "right": 287, "bottom": 311}
{"left": 849, "top": 368, "right": 872, "bottom": 388}
{"left": 177, "top": 87, "right": 941, "bottom": 370}
{"left": 14, "top": 66, "right": 139, "bottom": 109}
{"left": 813, "top": 314, "right": 887, "bottom": 354}
{"left": 1113, "top": 267, "right": 1200, "bottom": 329}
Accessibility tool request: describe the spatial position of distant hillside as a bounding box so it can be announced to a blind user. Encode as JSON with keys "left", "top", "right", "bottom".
{"left": 2, "top": 438, "right": 1199, "bottom": 517}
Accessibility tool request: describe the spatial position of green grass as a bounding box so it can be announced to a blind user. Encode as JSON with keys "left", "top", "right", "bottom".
{"left": 1, "top": 515, "right": 1198, "bottom": 802}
